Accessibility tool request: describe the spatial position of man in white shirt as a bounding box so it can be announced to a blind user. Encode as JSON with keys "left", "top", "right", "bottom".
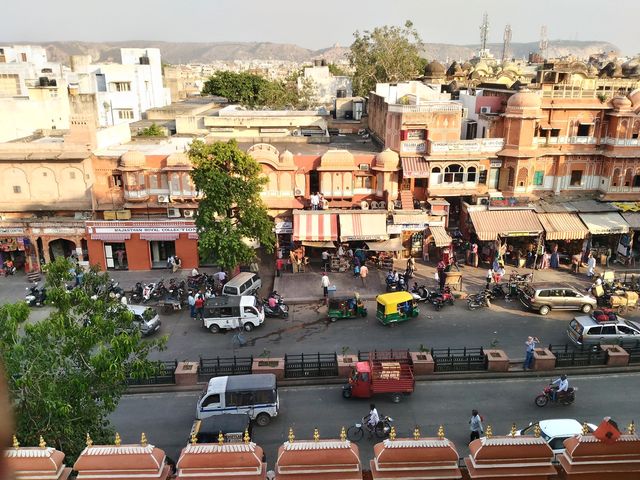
{"left": 321, "top": 273, "right": 330, "bottom": 299}
{"left": 552, "top": 374, "right": 569, "bottom": 401}
{"left": 310, "top": 193, "right": 320, "bottom": 210}
{"left": 367, "top": 403, "right": 379, "bottom": 436}
{"left": 215, "top": 271, "right": 227, "bottom": 284}
{"left": 321, "top": 250, "right": 330, "bottom": 270}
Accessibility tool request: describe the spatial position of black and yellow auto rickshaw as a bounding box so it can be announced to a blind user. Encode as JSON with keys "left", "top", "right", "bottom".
{"left": 375, "top": 291, "right": 419, "bottom": 326}
{"left": 327, "top": 295, "right": 367, "bottom": 322}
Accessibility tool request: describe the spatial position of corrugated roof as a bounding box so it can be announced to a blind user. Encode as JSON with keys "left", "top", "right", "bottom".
{"left": 400, "top": 157, "right": 429, "bottom": 178}
{"left": 468, "top": 210, "right": 543, "bottom": 241}
{"left": 537, "top": 213, "right": 589, "bottom": 240}
{"left": 427, "top": 226, "right": 452, "bottom": 247}
{"left": 579, "top": 212, "right": 630, "bottom": 235}
{"left": 621, "top": 212, "right": 640, "bottom": 230}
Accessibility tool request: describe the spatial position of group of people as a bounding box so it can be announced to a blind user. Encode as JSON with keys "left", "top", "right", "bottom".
{"left": 310, "top": 192, "right": 328, "bottom": 210}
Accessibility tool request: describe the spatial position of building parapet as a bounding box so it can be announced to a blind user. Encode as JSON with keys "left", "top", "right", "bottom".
{"left": 387, "top": 103, "right": 461, "bottom": 114}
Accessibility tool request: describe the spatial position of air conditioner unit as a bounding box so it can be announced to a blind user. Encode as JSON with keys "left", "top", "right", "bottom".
{"left": 183, "top": 209, "right": 195, "bottom": 218}
{"left": 480, "top": 106, "right": 492, "bottom": 114}
{"left": 294, "top": 188, "right": 303, "bottom": 196}
{"left": 157, "top": 195, "right": 169, "bottom": 203}
{"left": 167, "top": 208, "right": 181, "bottom": 218}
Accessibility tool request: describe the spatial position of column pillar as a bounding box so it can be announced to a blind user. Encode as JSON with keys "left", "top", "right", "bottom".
{"left": 41, "top": 238, "right": 51, "bottom": 264}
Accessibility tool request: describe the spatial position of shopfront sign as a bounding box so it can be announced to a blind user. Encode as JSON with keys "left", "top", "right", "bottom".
{"left": 502, "top": 232, "right": 537, "bottom": 237}
{"left": 490, "top": 159, "right": 503, "bottom": 167}
{"left": 92, "top": 226, "right": 197, "bottom": 234}
{"left": 400, "top": 141, "right": 426, "bottom": 154}
{"left": 31, "top": 227, "right": 84, "bottom": 235}
{"left": 274, "top": 221, "right": 293, "bottom": 234}
{"left": 0, "top": 227, "right": 25, "bottom": 236}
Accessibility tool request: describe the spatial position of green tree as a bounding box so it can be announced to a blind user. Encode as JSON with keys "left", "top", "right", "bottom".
{"left": 327, "top": 63, "right": 349, "bottom": 77}
{"left": 138, "top": 123, "right": 165, "bottom": 137}
{"left": 201, "top": 71, "right": 270, "bottom": 108}
{"left": 349, "top": 20, "right": 424, "bottom": 97}
{"left": 189, "top": 140, "right": 274, "bottom": 270}
{"left": 0, "top": 258, "right": 166, "bottom": 461}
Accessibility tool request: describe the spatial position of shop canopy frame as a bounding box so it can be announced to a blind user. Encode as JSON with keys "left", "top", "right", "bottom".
{"left": 468, "top": 210, "right": 543, "bottom": 241}
{"left": 536, "top": 213, "right": 589, "bottom": 241}
{"left": 578, "top": 212, "right": 630, "bottom": 235}
{"left": 366, "top": 237, "right": 403, "bottom": 252}
{"left": 339, "top": 212, "right": 389, "bottom": 242}
{"left": 425, "top": 225, "right": 452, "bottom": 247}
{"left": 292, "top": 211, "right": 338, "bottom": 242}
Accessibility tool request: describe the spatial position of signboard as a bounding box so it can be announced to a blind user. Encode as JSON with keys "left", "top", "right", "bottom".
{"left": 91, "top": 226, "right": 197, "bottom": 234}
{"left": 490, "top": 159, "right": 503, "bottom": 167}
{"left": 501, "top": 232, "right": 538, "bottom": 237}
{"left": 0, "top": 227, "right": 25, "bottom": 236}
{"left": 274, "top": 221, "right": 293, "bottom": 234}
{"left": 400, "top": 141, "right": 426, "bottom": 154}
{"left": 31, "top": 227, "right": 84, "bottom": 235}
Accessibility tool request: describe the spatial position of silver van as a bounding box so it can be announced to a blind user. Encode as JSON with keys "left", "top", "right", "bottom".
{"left": 196, "top": 373, "right": 278, "bottom": 426}
{"left": 222, "top": 272, "right": 262, "bottom": 297}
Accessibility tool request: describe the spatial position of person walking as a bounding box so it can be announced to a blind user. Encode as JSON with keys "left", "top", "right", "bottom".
{"left": 485, "top": 269, "right": 493, "bottom": 290}
{"left": 187, "top": 291, "right": 196, "bottom": 318}
{"left": 571, "top": 252, "right": 582, "bottom": 274}
{"left": 437, "top": 260, "right": 446, "bottom": 291}
{"left": 359, "top": 264, "right": 369, "bottom": 287}
{"left": 523, "top": 336, "right": 539, "bottom": 371}
{"left": 469, "top": 409, "right": 484, "bottom": 443}
{"left": 321, "top": 272, "right": 330, "bottom": 299}
{"left": 194, "top": 293, "right": 205, "bottom": 321}
{"left": 321, "top": 249, "right": 330, "bottom": 271}
{"left": 586, "top": 253, "right": 596, "bottom": 278}
{"left": 406, "top": 257, "right": 416, "bottom": 276}
{"left": 471, "top": 243, "right": 479, "bottom": 267}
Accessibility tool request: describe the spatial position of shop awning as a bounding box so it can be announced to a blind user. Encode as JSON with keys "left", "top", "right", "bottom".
{"left": 426, "top": 226, "right": 452, "bottom": 247}
{"left": 392, "top": 214, "right": 430, "bottom": 225}
{"left": 468, "top": 210, "right": 543, "bottom": 241}
{"left": 366, "top": 237, "right": 402, "bottom": 252}
{"left": 140, "top": 233, "right": 180, "bottom": 241}
{"left": 537, "top": 213, "right": 589, "bottom": 240}
{"left": 90, "top": 233, "right": 131, "bottom": 242}
{"left": 578, "top": 212, "right": 630, "bottom": 235}
{"left": 302, "top": 241, "right": 336, "bottom": 248}
{"left": 621, "top": 212, "right": 640, "bottom": 230}
{"left": 339, "top": 213, "right": 388, "bottom": 241}
{"left": 401, "top": 157, "right": 429, "bottom": 178}
{"left": 293, "top": 212, "right": 338, "bottom": 241}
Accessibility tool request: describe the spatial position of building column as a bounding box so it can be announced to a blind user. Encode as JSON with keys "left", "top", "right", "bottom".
{"left": 41, "top": 238, "right": 51, "bottom": 264}
{"left": 73, "top": 237, "right": 85, "bottom": 261}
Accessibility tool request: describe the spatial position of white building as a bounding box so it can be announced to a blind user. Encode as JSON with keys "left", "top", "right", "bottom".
{"left": 67, "top": 48, "right": 171, "bottom": 127}
{"left": 297, "top": 63, "right": 352, "bottom": 105}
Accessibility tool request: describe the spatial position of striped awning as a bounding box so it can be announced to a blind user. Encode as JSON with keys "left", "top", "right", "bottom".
{"left": 426, "top": 226, "right": 452, "bottom": 247}
{"left": 339, "top": 213, "right": 388, "bottom": 241}
{"left": 293, "top": 212, "right": 338, "bottom": 241}
{"left": 468, "top": 210, "right": 543, "bottom": 241}
{"left": 401, "top": 157, "right": 429, "bottom": 178}
{"left": 537, "top": 213, "right": 589, "bottom": 240}
{"left": 90, "top": 233, "right": 131, "bottom": 242}
{"left": 140, "top": 233, "right": 180, "bottom": 241}
{"left": 578, "top": 212, "right": 630, "bottom": 235}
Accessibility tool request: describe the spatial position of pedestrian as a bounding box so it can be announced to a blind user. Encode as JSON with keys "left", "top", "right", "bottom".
{"left": 359, "top": 264, "right": 369, "bottom": 287}
{"left": 605, "top": 247, "right": 612, "bottom": 267}
{"left": 406, "top": 257, "right": 416, "bottom": 275}
{"left": 493, "top": 264, "right": 505, "bottom": 283}
{"left": 485, "top": 269, "right": 493, "bottom": 290}
{"left": 194, "top": 293, "right": 205, "bottom": 320}
{"left": 167, "top": 255, "right": 175, "bottom": 270}
{"left": 310, "top": 192, "right": 319, "bottom": 210}
{"left": 586, "top": 253, "right": 596, "bottom": 278}
{"left": 319, "top": 193, "right": 326, "bottom": 210}
{"left": 469, "top": 409, "right": 484, "bottom": 443}
{"left": 321, "top": 249, "right": 330, "bottom": 271}
{"left": 321, "top": 272, "right": 330, "bottom": 299}
{"left": 187, "top": 291, "right": 196, "bottom": 318}
{"left": 337, "top": 244, "right": 345, "bottom": 257}
{"left": 437, "top": 260, "right": 446, "bottom": 291}
{"left": 172, "top": 255, "right": 182, "bottom": 273}
{"left": 571, "top": 252, "right": 582, "bottom": 274}
{"left": 523, "top": 336, "right": 539, "bottom": 370}
{"left": 353, "top": 263, "right": 360, "bottom": 278}
{"left": 471, "top": 243, "right": 479, "bottom": 268}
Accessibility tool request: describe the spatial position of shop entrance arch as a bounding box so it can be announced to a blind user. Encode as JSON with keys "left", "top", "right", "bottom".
{"left": 48, "top": 238, "right": 76, "bottom": 261}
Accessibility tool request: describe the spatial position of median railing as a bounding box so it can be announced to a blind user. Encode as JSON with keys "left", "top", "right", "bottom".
{"left": 126, "top": 360, "right": 177, "bottom": 386}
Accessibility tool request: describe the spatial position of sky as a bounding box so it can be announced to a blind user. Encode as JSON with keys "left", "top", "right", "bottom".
{"left": 1, "top": 0, "right": 639, "bottom": 54}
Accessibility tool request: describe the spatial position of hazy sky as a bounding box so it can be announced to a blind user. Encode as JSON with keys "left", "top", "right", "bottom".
{"left": 2, "top": 0, "right": 638, "bottom": 54}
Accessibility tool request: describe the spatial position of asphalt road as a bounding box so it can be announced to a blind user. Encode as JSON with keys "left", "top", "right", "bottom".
{"left": 111, "top": 373, "right": 640, "bottom": 466}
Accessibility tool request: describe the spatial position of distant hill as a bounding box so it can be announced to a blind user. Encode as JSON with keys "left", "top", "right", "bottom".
{"left": 13, "top": 40, "right": 620, "bottom": 65}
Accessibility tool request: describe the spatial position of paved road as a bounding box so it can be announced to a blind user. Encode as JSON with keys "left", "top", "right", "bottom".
{"left": 111, "top": 373, "right": 640, "bottom": 466}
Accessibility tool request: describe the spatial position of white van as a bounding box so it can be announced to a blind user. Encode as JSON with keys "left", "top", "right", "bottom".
{"left": 222, "top": 272, "right": 262, "bottom": 296}
{"left": 202, "top": 295, "right": 264, "bottom": 333}
{"left": 196, "top": 373, "right": 279, "bottom": 426}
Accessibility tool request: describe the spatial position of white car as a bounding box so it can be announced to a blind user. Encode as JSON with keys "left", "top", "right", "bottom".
{"left": 515, "top": 419, "right": 597, "bottom": 454}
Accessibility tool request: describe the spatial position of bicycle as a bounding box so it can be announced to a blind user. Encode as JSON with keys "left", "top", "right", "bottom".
{"left": 346, "top": 415, "right": 393, "bottom": 441}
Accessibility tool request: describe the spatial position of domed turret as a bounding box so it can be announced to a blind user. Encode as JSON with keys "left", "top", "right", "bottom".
{"left": 120, "top": 150, "right": 145, "bottom": 168}
{"left": 629, "top": 89, "right": 640, "bottom": 111}
{"left": 424, "top": 60, "right": 446, "bottom": 78}
{"left": 166, "top": 151, "right": 191, "bottom": 167}
{"left": 279, "top": 150, "right": 294, "bottom": 164}
{"left": 373, "top": 148, "right": 400, "bottom": 171}
{"left": 611, "top": 95, "right": 632, "bottom": 111}
{"left": 507, "top": 89, "right": 542, "bottom": 110}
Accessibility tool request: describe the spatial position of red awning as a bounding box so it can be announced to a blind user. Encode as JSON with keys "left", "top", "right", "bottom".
{"left": 140, "top": 233, "right": 180, "bottom": 241}
{"left": 401, "top": 157, "right": 429, "bottom": 178}
{"left": 90, "top": 233, "right": 131, "bottom": 242}
{"left": 293, "top": 212, "right": 338, "bottom": 241}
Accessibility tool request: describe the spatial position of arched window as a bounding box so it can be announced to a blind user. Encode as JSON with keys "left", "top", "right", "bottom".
{"left": 517, "top": 167, "right": 528, "bottom": 187}
{"left": 444, "top": 164, "right": 464, "bottom": 183}
{"left": 624, "top": 168, "right": 633, "bottom": 187}
{"left": 612, "top": 168, "right": 620, "bottom": 187}
{"left": 466, "top": 166, "right": 477, "bottom": 183}
{"left": 431, "top": 166, "right": 441, "bottom": 184}
{"left": 633, "top": 170, "right": 640, "bottom": 188}
{"left": 507, "top": 167, "right": 515, "bottom": 187}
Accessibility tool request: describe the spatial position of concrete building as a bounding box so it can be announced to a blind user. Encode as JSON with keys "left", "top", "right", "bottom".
{"left": 297, "top": 62, "right": 352, "bottom": 105}
{"left": 67, "top": 48, "right": 171, "bottom": 128}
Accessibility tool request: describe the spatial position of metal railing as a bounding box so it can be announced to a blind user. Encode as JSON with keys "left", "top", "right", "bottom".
{"left": 627, "top": 345, "right": 640, "bottom": 364}
{"left": 126, "top": 360, "right": 177, "bottom": 386}
{"left": 198, "top": 355, "right": 253, "bottom": 382}
{"left": 431, "top": 347, "right": 486, "bottom": 372}
{"left": 284, "top": 353, "right": 338, "bottom": 379}
{"left": 548, "top": 344, "right": 607, "bottom": 368}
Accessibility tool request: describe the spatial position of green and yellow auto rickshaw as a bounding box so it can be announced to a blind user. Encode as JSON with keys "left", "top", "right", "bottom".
{"left": 376, "top": 291, "right": 419, "bottom": 326}
{"left": 327, "top": 294, "right": 367, "bottom": 322}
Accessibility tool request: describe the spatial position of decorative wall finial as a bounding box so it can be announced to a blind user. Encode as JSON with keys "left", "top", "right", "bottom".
{"left": 244, "top": 429, "right": 251, "bottom": 444}
{"left": 486, "top": 425, "right": 493, "bottom": 438}
{"left": 340, "top": 426, "right": 346, "bottom": 442}
{"left": 218, "top": 431, "right": 224, "bottom": 445}
{"left": 86, "top": 433, "right": 93, "bottom": 447}
{"left": 313, "top": 428, "right": 319, "bottom": 442}
{"left": 438, "top": 425, "right": 445, "bottom": 440}
{"left": 510, "top": 423, "right": 517, "bottom": 437}
{"left": 39, "top": 436, "right": 46, "bottom": 449}
{"left": 190, "top": 432, "right": 197, "bottom": 445}
{"left": 12, "top": 435, "right": 19, "bottom": 449}
{"left": 582, "top": 422, "right": 590, "bottom": 435}
{"left": 389, "top": 426, "right": 396, "bottom": 441}
{"left": 114, "top": 432, "right": 121, "bottom": 447}
{"left": 288, "top": 427, "right": 295, "bottom": 444}
{"left": 628, "top": 421, "right": 636, "bottom": 435}
{"left": 534, "top": 423, "right": 541, "bottom": 438}
{"left": 140, "top": 432, "right": 148, "bottom": 447}
{"left": 413, "top": 426, "right": 421, "bottom": 440}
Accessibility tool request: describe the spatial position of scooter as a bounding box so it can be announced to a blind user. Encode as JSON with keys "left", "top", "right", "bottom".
{"left": 142, "top": 282, "right": 158, "bottom": 303}
{"left": 411, "top": 283, "right": 432, "bottom": 303}
{"left": 386, "top": 273, "right": 405, "bottom": 292}
{"left": 25, "top": 285, "right": 46, "bottom": 307}
{"left": 263, "top": 292, "right": 289, "bottom": 318}
{"left": 108, "top": 279, "right": 125, "bottom": 299}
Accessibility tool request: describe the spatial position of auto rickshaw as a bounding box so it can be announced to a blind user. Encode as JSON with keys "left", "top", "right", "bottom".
{"left": 327, "top": 294, "right": 367, "bottom": 322}
{"left": 376, "top": 291, "right": 419, "bottom": 326}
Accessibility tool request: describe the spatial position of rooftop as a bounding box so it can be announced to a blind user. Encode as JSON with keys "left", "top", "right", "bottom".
{"left": 238, "top": 134, "right": 380, "bottom": 155}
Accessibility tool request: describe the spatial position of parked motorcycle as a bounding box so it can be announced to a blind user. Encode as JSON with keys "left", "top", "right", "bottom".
{"left": 142, "top": 282, "right": 158, "bottom": 303}
{"left": 25, "top": 285, "right": 46, "bottom": 307}
{"left": 467, "top": 290, "right": 493, "bottom": 310}
{"left": 108, "top": 279, "right": 125, "bottom": 299}
{"left": 263, "top": 292, "right": 289, "bottom": 318}
{"left": 411, "top": 283, "right": 432, "bottom": 303}
{"left": 509, "top": 271, "right": 534, "bottom": 284}
{"left": 534, "top": 383, "right": 577, "bottom": 407}
{"left": 130, "top": 282, "right": 144, "bottom": 304}
{"left": 431, "top": 286, "right": 454, "bottom": 311}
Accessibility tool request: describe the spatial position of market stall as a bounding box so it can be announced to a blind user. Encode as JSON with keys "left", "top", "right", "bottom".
{"left": 579, "top": 212, "right": 630, "bottom": 266}
{"left": 536, "top": 212, "right": 590, "bottom": 268}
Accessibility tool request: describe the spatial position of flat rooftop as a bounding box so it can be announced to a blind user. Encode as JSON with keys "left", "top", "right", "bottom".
{"left": 237, "top": 134, "right": 380, "bottom": 154}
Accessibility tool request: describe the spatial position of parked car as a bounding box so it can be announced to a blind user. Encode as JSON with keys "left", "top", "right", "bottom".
{"left": 515, "top": 419, "right": 596, "bottom": 454}
{"left": 126, "top": 305, "right": 161, "bottom": 336}
{"left": 519, "top": 283, "right": 597, "bottom": 316}
{"left": 567, "top": 314, "right": 640, "bottom": 347}
{"left": 222, "top": 272, "right": 262, "bottom": 297}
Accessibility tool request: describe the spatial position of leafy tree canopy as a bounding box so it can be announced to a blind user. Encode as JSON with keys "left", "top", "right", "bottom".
{"left": 189, "top": 140, "right": 275, "bottom": 270}
{"left": 349, "top": 21, "right": 425, "bottom": 97}
{"left": 138, "top": 123, "right": 165, "bottom": 137}
{"left": 0, "top": 258, "right": 166, "bottom": 461}
{"left": 201, "top": 70, "right": 316, "bottom": 109}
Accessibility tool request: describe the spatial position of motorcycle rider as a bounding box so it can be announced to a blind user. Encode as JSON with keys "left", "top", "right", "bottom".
{"left": 551, "top": 374, "right": 569, "bottom": 401}
{"left": 268, "top": 294, "right": 278, "bottom": 309}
